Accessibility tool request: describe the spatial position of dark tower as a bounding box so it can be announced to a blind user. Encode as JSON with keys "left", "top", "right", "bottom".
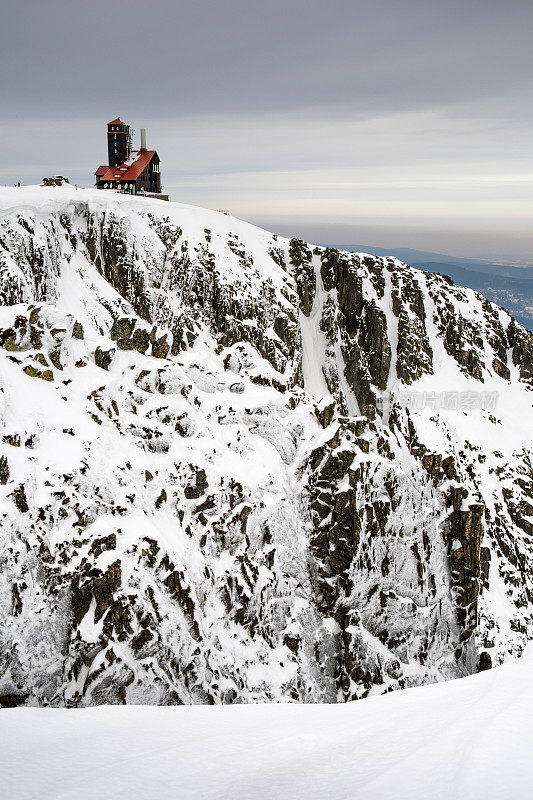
{"left": 107, "top": 118, "right": 131, "bottom": 168}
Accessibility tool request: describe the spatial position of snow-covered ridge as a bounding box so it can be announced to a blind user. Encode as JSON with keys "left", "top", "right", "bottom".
{"left": 0, "top": 186, "right": 532, "bottom": 706}
{"left": 3, "top": 643, "right": 532, "bottom": 800}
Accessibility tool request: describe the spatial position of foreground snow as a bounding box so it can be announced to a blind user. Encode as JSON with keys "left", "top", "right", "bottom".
{"left": 2, "top": 647, "right": 531, "bottom": 800}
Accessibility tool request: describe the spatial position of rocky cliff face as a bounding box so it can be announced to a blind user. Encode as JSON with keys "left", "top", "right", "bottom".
{"left": 0, "top": 187, "right": 532, "bottom": 707}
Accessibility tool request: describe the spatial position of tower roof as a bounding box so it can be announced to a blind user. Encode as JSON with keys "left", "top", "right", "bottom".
{"left": 108, "top": 117, "right": 125, "bottom": 126}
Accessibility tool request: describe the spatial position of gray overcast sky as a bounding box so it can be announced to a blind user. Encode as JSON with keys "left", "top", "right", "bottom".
{"left": 1, "top": 0, "right": 533, "bottom": 261}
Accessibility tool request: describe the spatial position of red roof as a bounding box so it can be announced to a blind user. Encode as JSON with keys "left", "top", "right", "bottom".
{"left": 108, "top": 118, "right": 125, "bottom": 125}
{"left": 95, "top": 165, "right": 108, "bottom": 177}
{"left": 99, "top": 150, "right": 157, "bottom": 183}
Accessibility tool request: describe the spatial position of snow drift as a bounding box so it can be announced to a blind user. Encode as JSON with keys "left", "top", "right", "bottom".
{"left": 2, "top": 644, "right": 532, "bottom": 800}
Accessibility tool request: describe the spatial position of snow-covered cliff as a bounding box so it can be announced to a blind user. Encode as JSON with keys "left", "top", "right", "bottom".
{"left": 0, "top": 186, "right": 531, "bottom": 706}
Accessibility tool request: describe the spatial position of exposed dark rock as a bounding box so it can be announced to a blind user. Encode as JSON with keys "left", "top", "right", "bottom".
{"left": 72, "top": 320, "right": 84, "bottom": 339}
{"left": 185, "top": 468, "right": 208, "bottom": 499}
{"left": 0, "top": 456, "right": 9, "bottom": 484}
{"left": 341, "top": 301, "right": 391, "bottom": 410}
{"left": 361, "top": 405, "right": 376, "bottom": 421}
{"left": 273, "top": 312, "right": 297, "bottom": 350}
{"left": 11, "top": 485, "right": 29, "bottom": 512}
{"left": 315, "top": 398, "right": 336, "bottom": 428}
{"left": 49, "top": 350, "right": 63, "bottom": 370}
{"left": 447, "top": 503, "right": 485, "bottom": 641}
{"left": 89, "top": 533, "right": 117, "bottom": 558}
{"left": 155, "top": 488, "right": 167, "bottom": 509}
{"left": 94, "top": 561, "right": 122, "bottom": 621}
{"left": 442, "top": 456, "right": 458, "bottom": 481}
{"left": 132, "top": 328, "right": 151, "bottom": 354}
{"left": 492, "top": 358, "right": 510, "bottom": 380}
{"left": 422, "top": 453, "right": 443, "bottom": 479}
{"left": 0, "top": 693, "right": 29, "bottom": 708}
{"left": 94, "top": 346, "right": 115, "bottom": 370}
{"left": 478, "top": 651, "right": 492, "bottom": 671}
{"left": 442, "top": 316, "right": 484, "bottom": 381}
{"left": 111, "top": 318, "right": 136, "bottom": 341}
{"left": 152, "top": 335, "right": 170, "bottom": 359}
{"left": 23, "top": 364, "right": 54, "bottom": 381}
{"left": 71, "top": 577, "right": 92, "bottom": 626}
{"left": 507, "top": 319, "right": 533, "bottom": 387}
{"left": 318, "top": 450, "right": 355, "bottom": 482}
{"left": 396, "top": 312, "right": 433, "bottom": 384}
{"left": 131, "top": 629, "right": 153, "bottom": 653}
{"left": 290, "top": 238, "right": 315, "bottom": 316}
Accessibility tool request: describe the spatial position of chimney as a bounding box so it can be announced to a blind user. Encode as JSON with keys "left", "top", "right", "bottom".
{"left": 140, "top": 128, "right": 147, "bottom": 150}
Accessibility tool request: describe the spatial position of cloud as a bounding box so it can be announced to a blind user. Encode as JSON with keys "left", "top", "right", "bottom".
{"left": 1, "top": 0, "right": 532, "bottom": 260}
{"left": 3, "top": 1, "right": 533, "bottom": 116}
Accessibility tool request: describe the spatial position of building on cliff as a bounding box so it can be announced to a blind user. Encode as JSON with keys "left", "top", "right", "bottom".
{"left": 95, "top": 118, "right": 167, "bottom": 199}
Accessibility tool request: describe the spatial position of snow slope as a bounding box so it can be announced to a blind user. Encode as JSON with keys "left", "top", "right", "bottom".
{"left": 0, "top": 185, "right": 532, "bottom": 707}
{"left": 1, "top": 646, "right": 532, "bottom": 800}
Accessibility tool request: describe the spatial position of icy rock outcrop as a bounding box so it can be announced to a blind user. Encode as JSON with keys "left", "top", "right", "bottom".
{"left": 0, "top": 187, "right": 532, "bottom": 707}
